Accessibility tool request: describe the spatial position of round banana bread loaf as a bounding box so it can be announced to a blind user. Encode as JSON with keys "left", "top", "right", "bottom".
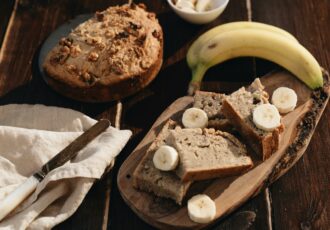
{"left": 43, "top": 3, "right": 163, "bottom": 102}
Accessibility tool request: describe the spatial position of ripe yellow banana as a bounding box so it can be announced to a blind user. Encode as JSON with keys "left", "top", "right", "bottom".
{"left": 187, "top": 21, "right": 299, "bottom": 68}
{"left": 187, "top": 23, "right": 323, "bottom": 94}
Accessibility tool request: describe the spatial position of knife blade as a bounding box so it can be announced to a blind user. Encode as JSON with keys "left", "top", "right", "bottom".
{"left": 0, "top": 119, "right": 110, "bottom": 221}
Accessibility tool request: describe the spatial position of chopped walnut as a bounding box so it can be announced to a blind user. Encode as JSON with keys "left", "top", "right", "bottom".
{"left": 95, "top": 11, "right": 104, "bottom": 21}
{"left": 129, "top": 22, "right": 141, "bottom": 30}
{"left": 59, "top": 37, "right": 73, "bottom": 46}
{"left": 108, "top": 45, "right": 119, "bottom": 56}
{"left": 152, "top": 30, "right": 161, "bottom": 40}
{"left": 133, "top": 47, "right": 144, "bottom": 58}
{"left": 80, "top": 72, "right": 94, "bottom": 84}
{"left": 70, "top": 44, "right": 81, "bottom": 57}
{"left": 50, "top": 53, "right": 69, "bottom": 65}
{"left": 135, "top": 34, "right": 146, "bottom": 46}
{"left": 109, "top": 60, "right": 124, "bottom": 75}
{"left": 85, "top": 36, "right": 102, "bottom": 45}
{"left": 60, "top": 46, "right": 70, "bottom": 54}
{"left": 140, "top": 59, "right": 151, "bottom": 69}
{"left": 80, "top": 72, "right": 98, "bottom": 85}
{"left": 96, "top": 42, "right": 106, "bottom": 50}
{"left": 66, "top": 64, "right": 78, "bottom": 74}
{"left": 105, "top": 30, "right": 115, "bottom": 38}
{"left": 88, "top": 52, "right": 99, "bottom": 62}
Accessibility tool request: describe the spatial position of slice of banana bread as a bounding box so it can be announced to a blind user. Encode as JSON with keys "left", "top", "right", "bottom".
{"left": 193, "top": 91, "right": 231, "bottom": 130}
{"left": 133, "top": 120, "right": 191, "bottom": 205}
{"left": 167, "top": 127, "right": 253, "bottom": 182}
{"left": 221, "top": 78, "right": 284, "bottom": 160}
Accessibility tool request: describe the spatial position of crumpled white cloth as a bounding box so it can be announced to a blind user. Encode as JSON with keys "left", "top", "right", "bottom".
{"left": 0, "top": 104, "right": 132, "bottom": 229}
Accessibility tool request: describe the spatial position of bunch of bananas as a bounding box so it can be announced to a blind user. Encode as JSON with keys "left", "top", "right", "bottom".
{"left": 187, "top": 22, "right": 323, "bottom": 94}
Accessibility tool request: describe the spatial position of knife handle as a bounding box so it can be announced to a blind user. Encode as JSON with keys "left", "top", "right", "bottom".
{"left": 0, "top": 176, "right": 39, "bottom": 221}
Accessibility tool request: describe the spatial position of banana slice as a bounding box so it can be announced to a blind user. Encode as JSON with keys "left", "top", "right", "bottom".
{"left": 153, "top": 145, "right": 179, "bottom": 171}
{"left": 196, "top": 0, "right": 212, "bottom": 12}
{"left": 179, "top": 7, "right": 196, "bottom": 13}
{"left": 271, "top": 87, "right": 298, "bottom": 113}
{"left": 182, "top": 108, "right": 208, "bottom": 128}
{"left": 253, "top": 104, "right": 281, "bottom": 131}
{"left": 176, "top": 0, "right": 195, "bottom": 10}
{"left": 188, "top": 194, "right": 216, "bottom": 224}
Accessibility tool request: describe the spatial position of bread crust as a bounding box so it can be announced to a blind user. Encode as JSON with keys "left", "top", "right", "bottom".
{"left": 222, "top": 98, "right": 283, "bottom": 160}
{"left": 180, "top": 163, "right": 253, "bottom": 182}
{"left": 43, "top": 45, "right": 163, "bottom": 102}
{"left": 132, "top": 120, "right": 191, "bottom": 205}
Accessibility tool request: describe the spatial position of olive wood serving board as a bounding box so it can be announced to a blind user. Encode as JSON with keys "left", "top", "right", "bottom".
{"left": 117, "top": 71, "right": 330, "bottom": 229}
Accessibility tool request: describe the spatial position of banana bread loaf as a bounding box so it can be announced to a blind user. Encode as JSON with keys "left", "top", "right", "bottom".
{"left": 133, "top": 120, "right": 191, "bottom": 205}
{"left": 222, "top": 78, "right": 284, "bottom": 160}
{"left": 167, "top": 127, "right": 253, "bottom": 182}
{"left": 193, "top": 91, "right": 231, "bottom": 130}
{"left": 43, "top": 3, "right": 163, "bottom": 102}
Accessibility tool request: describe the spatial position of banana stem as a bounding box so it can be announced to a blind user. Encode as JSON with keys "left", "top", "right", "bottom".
{"left": 188, "top": 65, "right": 208, "bottom": 95}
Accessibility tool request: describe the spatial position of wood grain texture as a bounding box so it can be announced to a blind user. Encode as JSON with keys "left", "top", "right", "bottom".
{"left": 0, "top": 0, "right": 14, "bottom": 46}
{"left": 0, "top": 0, "right": 329, "bottom": 229}
{"left": 252, "top": 1, "right": 330, "bottom": 229}
{"left": 117, "top": 71, "right": 329, "bottom": 229}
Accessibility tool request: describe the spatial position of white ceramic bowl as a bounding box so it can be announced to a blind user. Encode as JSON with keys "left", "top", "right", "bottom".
{"left": 167, "top": 0, "right": 229, "bottom": 24}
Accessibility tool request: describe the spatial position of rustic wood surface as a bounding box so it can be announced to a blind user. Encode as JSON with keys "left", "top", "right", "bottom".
{"left": 0, "top": 0, "right": 329, "bottom": 229}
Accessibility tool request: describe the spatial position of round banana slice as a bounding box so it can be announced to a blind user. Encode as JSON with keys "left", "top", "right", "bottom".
{"left": 271, "top": 87, "right": 298, "bottom": 113}
{"left": 196, "top": 0, "right": 212, "bottom": 12}
{"left": 176, "top": 0, "right": 195, "bottom": 10}
{"left": 188, "top": 194, "right": 216, "bottom": 224}
{"left": 182, "top": 108, "right": 208, "bottom": 128}
{"left": 253, "top": 104, "right": 281, "bottom": 131}
{"left": 153, "top": 145, "right": 179, "bottom": 171}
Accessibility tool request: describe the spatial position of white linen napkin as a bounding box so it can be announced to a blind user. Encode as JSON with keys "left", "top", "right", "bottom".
{"left": 0, "top": 104, "right": 132, "bottom": 229}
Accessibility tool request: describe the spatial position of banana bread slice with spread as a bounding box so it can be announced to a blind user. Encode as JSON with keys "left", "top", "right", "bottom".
{"left": 133, "top": 120, "right": 192, "bottom": 205}
{"left": 193, "top": 91, "right": 232, "bottom": 130}
{"left": 43, "top": 4, "right": 163, "bottom": 102}
{"left": 167, "top": 127, "right": 253, "bottom": 182}
{"left": 222, "top": 78, "right": 284, "bottom": 160}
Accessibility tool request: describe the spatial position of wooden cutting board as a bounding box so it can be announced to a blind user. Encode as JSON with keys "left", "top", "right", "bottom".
{"left": 117, "top": 71, "right": 330, "bottom": 229}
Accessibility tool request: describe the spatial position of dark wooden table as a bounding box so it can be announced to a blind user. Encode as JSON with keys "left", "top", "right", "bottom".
{"left": 0, "top": 0, "right": 329, "bottom": 229}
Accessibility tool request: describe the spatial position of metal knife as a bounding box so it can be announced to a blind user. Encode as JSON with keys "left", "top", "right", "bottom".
{"left": 0, "top": 119, "right": 110, "bottom": 221}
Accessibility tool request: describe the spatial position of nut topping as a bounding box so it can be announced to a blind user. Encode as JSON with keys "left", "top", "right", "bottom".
{"left": 60, "top": 45, "right": 70, "bottom": 54}
{"left": 88, "top": 52, "right": 99, "bottom": 62}
{"left": 66, "top": 64, "right": 78, "bottom": 74}
{"left": 152, "top": 30, "right": 161, "bottom": 40}
{"left": 129, "top": 22, "right": 141, "bottom": 30}
{"left": 50, "top": 53, "right": 69, "bottom": 65}
{"left": 85, "top": 36, "right": 102, "bottom": 45}
{"left": 135, "top": 34, "right": 146, "bottom": 46}
{"left": 70, "top": 44, "right": 81, "bottom": 57}
{"left": 59, "top": 37, "right": 73, "bottom": 46}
